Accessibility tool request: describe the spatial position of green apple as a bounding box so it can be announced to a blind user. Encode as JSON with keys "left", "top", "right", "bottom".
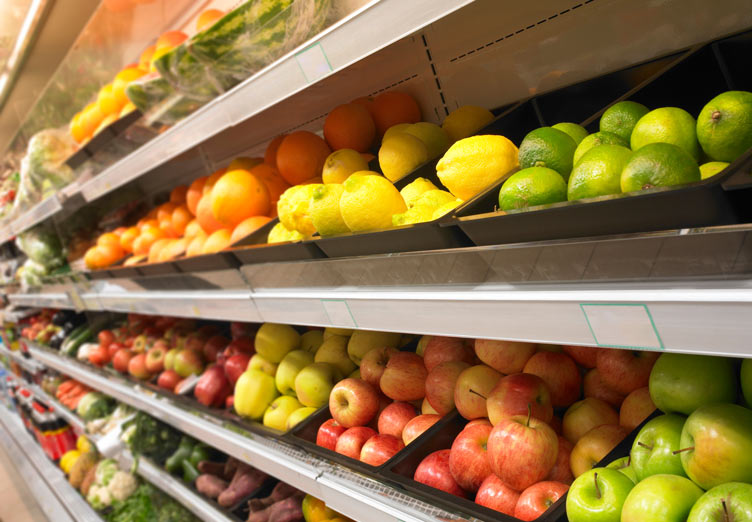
{"left": 275, "top": 350, "right": 314, "bottom": 396}
{"left": 255, "top": 323, "right": 301, "bottom": 363}
{"left": 630, "top": 413, "right": 687, "bottom": 480}
{"left": 347, "top": 330, "right": 402, "bottom": 365}
{"left": 349, "top": 368, "right": 361, "bottom": 379}
{"left": 680, "top": 402, "right": 752, "bottom": 489}
{"left": 164, "top": 348, "right": 179, "bottom": 371}
{"left": 324, "top": 327, "right": 353, "bottom": 339}
{"left": 314, "top": 335, "right": 355, "bottom": 377}
{"left": 649, "top": 353, "right": 737, "bottom": 415}
{"left": 248, "top": 354, "right": 278, "bottom": 376}
{"left": 605, "top": 456, "right": 637, "bottom": 483}
{"left": 234, "top": 369, "right": 280, "bottom": 420}
{"left": 263, "top": 396, "right": 303, "bottom": 431}
{"left": 294, "top": 362, "right": 339, "bottom": 408}
{"left": 286, "top": 406, "right": 317, "bottom": 430}
{"left": 416, "top": 335, "right": 431, "bottom": 357}
{"left": 566, "top": 467, "right": 634, "bottom": 522}
{"left": 687, "top": 482, "right": 752, "bottom": 522}
{"left": 299, "top": 330, "right": 324, "bottom": 353}
{"left": 621, "top": 474, "right": 703, "bottom": 522}
{"left": 741, "top": 359, "right": 752, "bottom": 407}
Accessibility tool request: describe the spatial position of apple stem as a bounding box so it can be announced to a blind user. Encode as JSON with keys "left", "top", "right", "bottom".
{"left": 468, "top": 389, "right": 487, "bottom": 400}
{"left": 672, "top": 446, "right": 694, "bottom": 455}
{"left": 593, "top": 472, "right": 601, "bottom": 500}
{"left": 526, "top": 403, "right": 532, "bottom": 427}
{"left": 722, "top": 499, "right": 730, "bottom": 522}
{"left": 637, "top": 442, "right": 653, "bottom": 451}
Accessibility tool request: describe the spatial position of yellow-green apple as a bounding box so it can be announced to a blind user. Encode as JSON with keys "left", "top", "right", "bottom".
{"left": 164, "top": 347, "right": 179, "bottom": 371}
{"left": 687, "top": 482, "right": 752, "bottom": 522}
{"left": 359, "top": 347, "right": 398, "bottom": 388}
{"left": 515, "top": 481, "right": 569, "bottom": 521}
{"left": 317, "top": 419, "right": 346, "bottom": 450}
{"left": 523, "top": 352, "right": 582, "bottom": 407}
{"left": 422, "top": 398, "right": 439, "bottom": 415}
{"left": 128, "top": 353, "right": 151, "bottom": 379}
{"left": 295, "top": 362, "right": 339, "bottom": 408}
{"left": 248, "top": 354, "right": 277, "bottom": 376}
{"left": 380, "top": 353, "right": 427, "bottom": 401}
{"left": 649, "top": 353, "right": 737, "bottom": 415}
{"left": 360, "top": 433, "right": 404, "bottom": 466}
{"left": 425, "top": 361, "right": 470, "bottom": 415}
{"left": 566, "top": 467, "right": 634, "bottom": 522}
{"left": 299, "top": 330, "right": 324, "bottom": 353}
{"left": 263, "top": 395, "right": 302, "bottom": 431}
{"left": 145, "top": 345, "right": 167, "bottom": 373}
{"left": 324, "top": 327, "right": 353, "bottom": 339}
{"left": 202, "top": 335, "right": 229, "bottom": 362}
{"left": 347, "top": 330, "right": 401, "bottom": 365}
{"left": 255, "top": 323, "right": 300, "bottom": 363}
{"left": 563, "top": 398, "right": 618, "bottom": 444}
{"left": 349, "top": 368, "right": 361, "bottom": 379}
{"left": 487, "top": 373, "right": 553, "bottom": 426}
{"left": 562, "top": 345, "right": 599, "bottom": 368}
{"left": 402, "top": 414, "right": 440, "bottom": 445}
{"left": 329, "top": 378, "right": 380, "bottom": 428}
{"left": 680, "top": 402, "right": 752, "bottom": 489}
{"left": 286, "top": 405, "right": 316, "bottom": 430}
{"left": 377, "top": 402, "right": 417, "bottom": 438}
{"left": 620, "top": 387, "right": 655, "bottom": 430}
{"left": 173, "top": 348, "right": 205, "bottom": 378}
{"left": 742, "top": 359, "right": 752, "bottom": 407}
{"left": 315, "top": 335, "right": 355, "bottom": 377}
{"left": 414, "top": 449, "right": 467, "bottom": 498}
{"left": 234, "top": 368, "right": 279, "bottom": 420}
{"left": 423, "top": 336, "right": 474, "bottom": 371}
{"left": 596, "top": 349, "right": 659, "bottom": 395}
{"left": 606, "top": 456, "right": 637, "bottom": 483}
{"left": 620, "top": 474, "right": 702, "bottom": 522}
{"left": 476, "top": 474, "right": 520, "bottom": 515}
{"left": 276, "top": 350, "right": 314, "bottom": 396}
{"left": 448, "top": 423, "right": 492, "bottom": 492}
{"left": 335, "top": 426, "right": 376, "bottom": 459}
{"left": 223, "top": 353, "right": 250, "bottom": 386}
{"left": 416, "top": 335, "right": 431, "bottom": 356}
{"left": 195, "top": 364, "right": 231, "bottom": 407}
{"left": 157, "top": 369, "right": 180, "bottom": 391}
{"left": 474, "top": 339, "right": 536, "bottom": 374}
{"left": 571, "top": 424, "right": 628, "bottom": 477}
{"left": 546, "top": 435, "right": 574, "bottom": 484}
{"left": 630, "top": 413, "right": 686, "bottom": 480}
{"left": 454, "top": 364, "right": 502, "bottom": 420}
{"left": 583, "top": 369, "right": 625, "bottom": 408}
{"left": 487, "top": 412, "right": 558, "bottom": 490}
{"left": 536, "top": 343, "right": 563, "bottom": 352}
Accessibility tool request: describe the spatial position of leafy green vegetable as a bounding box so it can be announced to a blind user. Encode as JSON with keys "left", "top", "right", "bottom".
{"left": 105, "top": 483, "right": 197, "bottom": 522}
{"left": 94, "top": 459, "right": 119, "bottom": 487}
{"left": 123, "top": 412, "right": 182, "bottom": 465}
{"left": 76, "top": 392, "right": 115, "bottom": 421}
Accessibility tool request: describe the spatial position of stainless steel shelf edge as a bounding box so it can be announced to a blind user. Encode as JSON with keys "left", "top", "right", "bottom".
{"left": 8, "top": 193, "right": 62, "bottom": 238}
{"left": 0, "top": 344, "right": 45, "bottom": 373}
{"left": 28, "top": 383, "right": 87, "bottom": 433}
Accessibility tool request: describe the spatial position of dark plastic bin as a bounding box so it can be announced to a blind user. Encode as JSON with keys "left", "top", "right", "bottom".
{"left": 65, "top": 109, "right": 143, "bottom": 170}
{"left": 173, "top": 251, "right": 240, "bottom": 273}
{"left": 229, "top": 218, "right": 326, "bottom": 265}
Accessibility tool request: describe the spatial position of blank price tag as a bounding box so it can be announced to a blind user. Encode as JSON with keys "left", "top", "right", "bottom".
{"left": 67, "top": 290, "right": 85, "bottom": 312}
{"left": 295, "top": 43, "right": 332, "bottom": 84}
{"left": 581, "top": 304, "right": 664, "bottom": 351}
{"left": 321, "top": 299, "right": 357, "bottom": 328}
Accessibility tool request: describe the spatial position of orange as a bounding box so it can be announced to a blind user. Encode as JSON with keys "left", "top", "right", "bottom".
{"left": 97, "top": 232, "right": 121, "bottom": 249}
{"left": 264, "top": 135, "right": 286, "bottom": 167}
{"left": 112, "top": 66, "right": 146, "bottom": 107}
{"left": 69, "top": 112, "right": 87, "bottom": 144}
{"left": 202, "top": 229, "right": 232, "bottom": 254}
{"left": 124, "top": 255, "right": 145, "bottom": 267}
{"left": 151, "top": 31, "right": 188, "bottom": 70}
{"left": 138, "top": 44, "right": 155, "bottom": 71}
{"left": 133, "top": 226, "right": 166, "bottom": 255}
{"left": 84, "top": 247, "right": 105, "bottom": 269}
{"left": 183, "top": 220, "right": 203, "bottom": 240}
{"left": 147, "top": 238, "right": 171, "bottom": 263}
{"left": 324, "top": 103, "right": 376, "bottom": 152}
{"left": 156, "top": 202, "right": 177, "bottom": 223}
{"left": 171, "top": 205, "right": 192, "bottom": 236}
{"left": 145, "top": 207, "right": 159, "bottom": 219}
{"left": 97, "top": 83, "right": 123, "bottom": 116}
{"left": 196, "top": 9, "right": 225, "bottom": 31}
{"left": 158, "top": 238, "right": 188, "bottom": 261}
{"left": 203, "top": 168, "right": 227, "bottom": 194}
{"left": 196, "top": 195, "right": 225, "bottom": 234}
{"left": 228, "top": 157, "right": 263, "bottom": 171}
{"left": 211, "top": 169, "right": 270, "bottom": 227}
{"left": 361, "top": 152, "right": 376, "bottom": 163}
{"left": 276, "top": 131, "right": 332, "bottom": 185}
{"left": 186, "top": 176, "right": 207, "bottom": 215}
{"left": 138, "top": 218, "right": 159, "bottom": 231}
{"left": 186, "top": 235, "right": 206, "bottom": 257}
{"left": 93, "top": 114, "right": 118, "bottom": 136}
{"left": 170, "top": 185, "right": 188, "bottom": 205}
{"left": 159, "top": 218, "right": 178, "bottom": 238}
{"left": 372, "top": 91, "right": 421, "bottom": 136}
{"left": 249, "top": 164, "right": 290, "bottom": 204}
{"left": 119, "top": 102, "right": 136, "bottom": 118}
{"left": 231, "top": 216, "right": 273, "bottom": 244}
{"left": 119, "top": 226, "right": 139, "bottom": 253}
{"left": 80, "top": 103, "right": 105, "bottom": 140}
{"left": 99, "top": 243, "right": 125, "bottom": 266}
{"left": 112, "top": 227, "right": 127, "bottom": 236}
{"left": 352, "top": 96, "right": 376, "bottom": 118}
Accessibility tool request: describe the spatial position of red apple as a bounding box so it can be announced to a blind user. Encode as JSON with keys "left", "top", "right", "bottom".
{"left": 423, "top": 336, "right": 474, "bottom": 372}
{"left": 157, "top": 369, "right": 180, "bottom": 391}
{"left": 550, "top": 415, "right": 562, "bottom": 435}
{"left": 465, "top": 418, "right": 492, "bottom": 430}
{"left": 380, "top": 353, "right": 427, "bottom": 402}
{"left": 583, "top": 368, "right": 625, "bottom": 408}
{"left": 523, "top": 352, "right": 582, "bottom": 407}
{"left": 128, "top": 353, "right": 151, "bottom": 380}
{"left": 124, "top": 336, "right": 135, "bottom": 348}
{"left": 226, "top": 395, "right": 234, "bottom": 409}
{"left": 196, "top": 324, "right": 219, "bottom": 338}
{"left": 562, "top": 345, "right": 599, "bottom": 368}
{"left": 414, "top": 449, "right": 467, "bottom": 498}
{"left": 329, "top": 378, "right": 380, "bottom": 428}
{"left": 562, "top": 397, "right": 618, "bottom": 444}
{"left": 474, "top": 339, "right": 536, "bottom": 374}
{"left": 487, "top": 373, "right": 553, "bottom": 426}
{"left": 173, "top": 348, "right": 205, "bottom": 378}
{"left": 402, "top": 414, "right": 440, "bottom": 445}
{"left": 154, "top": 316, "right": 176, "bottom": 331}
{"left": 145, "top": 345, "right": 167, "bottom": 373}
{"left": 112, "top": 349, "right": 135, "bottom": 373}
{"left": 475, "top": 474, "right": 520, "bottom": 515}
{"left": 223, "top": 354, "right": 250, "bottom": 386}
{"left": 425, "top": 361, "right": 470, "bottom": 415}
{"left": 317, "top": 419, "right": 346, "bottom": 450}
{"left": 378, "top": 402, "right": 417, "bottom": 438}
{"left": 142, "top": 326, "right": 163, "bottom": 338}
{"left": 449, "top": 423, "right": 492, "bottom": 492}
{"left": 203, "top": 335, "right": 229, "bottom": 362}
{"left": 514, "top": 481, "right": 569, "bottom": 521}
{"left": 619, "top": 386, "right": 655, "bottom": 430}
{"left": 487, "top": 413, "right": 558, "bottom": 491}
{"left": 195, "top": 364, "right": 232, "bottom": 407}
{"left": 360, "top": 347, "right": 398, "bottom": 389}
{"left": 368, "top": 393, "right": 393, "bottom": 431}
{"left": 335, "top": 426, "right": 376, "bottom": 460}
{"left": 359, "top": 434, "right": 404, "bottom": 466}
{"left": 596, "top": 349, "right": 659, "bottom": 395}
{"left": 184, "top": 334, "right": 206, "bottom": 353}
{"left": 224, "top": 336, "right": 254, "bottom": 357}
{"left": 454, "top": 364, "right": 502, "bottom": 420}
{"left": 545, "top": 435, "right": 574, "bottom": 484}
{"left": 230, "top": 322, "right": 256, "bottom": 340}
{"left": 107, "top": 341, "right": 125, "bottom": 360}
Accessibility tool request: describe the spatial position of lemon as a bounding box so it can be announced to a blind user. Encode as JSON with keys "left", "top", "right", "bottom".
{"left": 404, "top": 122, "right": 450, "bottom": 159}
{"left": 413, "top": 189, "right": 457, "bottom": 210}
{"left": 340, "top": 173, "right": 407, "bottom": 231}
{"left": 322, "top": 149, "right": 369, "bottom": 184}
{"left": 379, "top": 133, "right": 429, "bottom": 182}
{"left": 697, "top": 91, "right": 752, "bottom": 162}
{"left": 432, "top": 200, "right": 461, "bottom": 220}
{"left": 573, "top": 131, "right": 629, "bottom": 165}
{"left": 631, "top": 107, "right": 701, "bottom": 160}
{"left": 277, "top": 184, "right": 320, "bottom": 236}
{"left": 499, "top": 167, "right": 567, "bottom": 210}
{"left": 383, "top": 123, "right": 412, "bottom": 141}
{"left": 599, "top": 101, "right": 650, "bottom": 142}
{"left": 267, "top": 221, "right": 306, "bottom": 243}
{"left": 400, "top": 177, "right": 438, "bottom": 208}
{"left": 699, "top": 161, "right": 729, "bottom": 180}
{"left": 437, "top": 134, "right": 518, "bottom": 200}
{"left": 442, "top": 105, "right": 494, "bottom": 142}
{"left": 552, "top": 122, "right": 589, "bottom": 145}
{"left": 621, "top": 143, "right": 700, "bottom": 192}
{"left": 568, "top": 144, "right": 632, "bottom": 201}
{"left": 393, "top": 206, "right": 435, "bottom": 226}
{"left": 310, "top": 184, "right": 349, "bottom": 237}
{"left": 393, "top": 189, "right": 458, "bottom": 225}
{"left": 519, "top": 127, "right": 578, "bottom": 181}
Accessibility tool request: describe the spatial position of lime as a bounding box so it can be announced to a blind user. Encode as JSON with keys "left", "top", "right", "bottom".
{"left": 442, "top": 105, "right": 494, "bottom": 142}
{"left": 573, "top": 131, "right": 629, "bottom": 165}
{"left": 498, "top": 167, "right": 567, "bottom": 210}
{"left": 340, "top": 173, "right": 407, "bottom": 231}
{"left": 552, "top": 122, "right": 589, "bottom": 145}
{"left": 519, "top": 127, "right": 578, "bottom": 180}
{"left": 379, "top": 132, "right": 429, "bottom": 182}
{"left": 697, "top": 91, "right": 752, "bottom": 162}
{"left": 599, "top": 100, "right": 650, "bottom": 142}
{"left": 322, "top": 149, "right": 369, "bottom": 184}
{"left": 699, "top": 161, "right": 729, "bottom": 180}
{"left": 310, "top": 184, "right": 349, "bottom": 237}
{"left": 620, "top": 142, "right": 700, "bottom": 192}
{"left": 404, "top": 122, "right": 450, "bottom": 159}
{"left": 567, "top": 145, "right": 632, "bottom": 200}
{"left": 630, "top": 107, "right": 701, "bottom": 160}
{"left": 400, "top": 177, "right": 438, "bottom": 208}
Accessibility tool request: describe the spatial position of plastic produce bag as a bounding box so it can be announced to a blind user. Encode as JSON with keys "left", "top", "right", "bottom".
{"left": 125, "top": 72, "right": 204, "bottom": 126}
{"left": 16, "top": 224, "right": 65, "bottom": 270}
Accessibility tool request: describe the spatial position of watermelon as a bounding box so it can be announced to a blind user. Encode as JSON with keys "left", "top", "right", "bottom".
{"left": 125, "top": 73, "right": 203, "bottom": 125}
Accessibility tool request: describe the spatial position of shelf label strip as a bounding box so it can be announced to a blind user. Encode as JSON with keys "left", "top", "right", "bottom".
{"left": 581, "top": 303, "right": 664, "bottom": 351}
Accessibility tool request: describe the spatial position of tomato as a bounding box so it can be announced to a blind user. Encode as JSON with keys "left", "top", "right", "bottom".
{"left": 98, "top": 330, "right": 115, "bottom": 347}
{"left": 88, "top": 344, "right": 110, "bottom": 367}
{"left": 107, "top": 342, "right": 125, "bottom": 360}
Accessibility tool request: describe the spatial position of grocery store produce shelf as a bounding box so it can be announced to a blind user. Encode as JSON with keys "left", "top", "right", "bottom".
{"left": 0, "top": 406, "right": 101, "bottom": 522}
{"left": 27, "top": 383, "right": 87, "bottom": 434}
{"left": 0, "top": 344, "right": 45, "bottom": 374}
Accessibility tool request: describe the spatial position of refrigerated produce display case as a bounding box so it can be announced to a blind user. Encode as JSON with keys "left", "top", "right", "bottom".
{"left": 0, "top": 1, "right": 752, "bottom": 521}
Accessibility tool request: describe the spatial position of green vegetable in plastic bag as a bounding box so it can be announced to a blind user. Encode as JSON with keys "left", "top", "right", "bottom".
{"left": 76, "top": 392, "right": 116, "bottom": 421}
{"left": 16, "top": 224, "right": 65, "bottom": 269}
{"left": 95, "top": 459, "right": 119, "bottom": 487}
